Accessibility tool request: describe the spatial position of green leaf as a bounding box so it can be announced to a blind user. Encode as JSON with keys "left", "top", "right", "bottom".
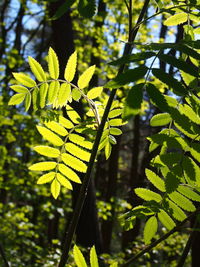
{"left": 28, "top": 56, "right": 46, "bottom": 82}
{"left": 179, "top": 104, "right": 200, "bottom": 125}
{"left": 108, "top": 109, "right": 122, "bottom": 119}
{"left": 65, "top": 143, "right": 90, "bottom": 162}
{"left": 125, "top": 83, "right": 143, "bottom": 112}
{"left": 62, "top": 153, "right": 87, "bottom": 172}
{"left": 109, "top": 128, "right": 122, "bottom": 135}
{"left": 36, "top": 126, "right": 64, "bottom": 146}
{"left": 50, "top": 0, "right": 76, "bottom": 20}
{"left": 44, "top": 121, "right": 68, "bottom": 136}
{"left": 190, "top": 143, "right": 200, "bottom": 162}
{"left": 34, "top": 146, "right": 60, "bottom": 158}
{"left": 12, "top": 72, "right": 36, "bottom": 88}
{"left": 166, "top": 199, "right": 187, "bottom": 221}
{"left": 109, "top": 119, "right": 123, "bottom": 127}
{"left": 152, "top": 68, "right": 187, "bottom": 96}
{"left": 150, "top": 113, "right": 171, "bottom": 127}
{"left": 78, "top": 0, "right": 96, "bottom": 18}
{"left": 51, "top": 179, "right": 60, "bottom": 199}
{"left": 64, "top": 51, "right": 77, "bottom": 82}
{"left": 158, "top": 209, "right": 176, "bottom": 230}
{"left": 24, "top": 92, "right": 31, "bottom": 111}
{"left": 58, "top": 164, "right": 81, "bottom": 183}
{"left": 48, "top": 47, "right": 59, "bottom": 79}
{"left": 56, "top": 173, "right": 72, "bottom": 190}
{"left": 39, "top": 83, "right": 48, "bottom": 108}
{"left": 164, "top": 13, "right": 188, "bottom": 26}
{"left": 78, "top": 65, "right": 96, "bottom": 89}
{"left": 146, "top": 83, "right": 169, "bottom": 112}
{"left": 165, "top": 172, "right": 180, "bottom": 193}
{"left": 182, "top": 156, "right": 200, "bottom": 185}
{"left": 32, "top": 87, "right": 39, "bottom": 111}
{"left": 10, "top": 85, "right": 29, "bottom": 93}
{"left": 8, "top": 93, "right": 26, "bottom": 105}
{"left": 145, "top": 169, "right": 165, "bottom": 192}
{"left": 143, "top": 216, "right": 158, "bottom": 244}
{"left": 48, "top": 81, "right": 60, "bottom": 104}
{"left": 158, "top": 54, "right": 198, "bottom": 77}
{"left": 178, "top": 185, "right": 200, "bottom": 202}
{"left": 29, "top": 161, "right": 57, "bottom": 171}
{"left": 109, "top": 51, "right": 156, "bottom": 66}
{"left": 59, "top": 115, "right": 74, "bottom": 129}
{"left": 135, "top": 188, "right": 162, "bottom": 202}
{"left": 37, "top": 172, "right": 55, "bottom": 184}
{"left": 90, "top": 246, "right": 99, "bottom": 267}
{"left": 57, "top": 83, "right": 71, "bottom": 107}
{"left": 72, "top": 88, "right": 82, "bottom": 101}
{"left": 68, "top": 134, "right": 93, "bottom": 149}
{"left": 105, "top": 142, "right": 112, "bottom": 159}
{"left": 73, "top": 245, "right": 87, "bottom": 267}
{"left": 66, "top": 106, "right": 81, "bottom": 123}
{"left": 169, "top": 191, "right": 196, "bottom": 211}
{"left": 87, "top": 86, "right": 103, "bottom": 99}
{"left": 105, "top": 67, "right": 147, "bottom": 89}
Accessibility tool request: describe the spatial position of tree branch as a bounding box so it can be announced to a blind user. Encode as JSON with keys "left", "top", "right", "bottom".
{"left": 58, "top": 1, "right": 150, "bottom": 266}
{"left": 0, "top": 243, "right": 10, "bottom": 267}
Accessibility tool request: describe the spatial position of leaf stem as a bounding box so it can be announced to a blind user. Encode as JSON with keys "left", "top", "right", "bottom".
{"left": 57, "top": 1, "right": 150, "bottom": 266}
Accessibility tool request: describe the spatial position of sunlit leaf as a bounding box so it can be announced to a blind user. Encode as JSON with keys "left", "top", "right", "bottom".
{"left": 64, "top": 51, "right": 77, "bottom": 82}
{"left": 51, "top": 179, "right": 60, "bottom": 199}
{"left": 37, "top": 172, "right": 55, "bottom": 184}
{"left": 28, "top": 56, "right": 46, "bottom": 82}
{"left": 48, "top": 47, "right": 59, "bottom": 79}
{"left": 143, "top": 216, "right": 158, "bottom": 244}
{"left": 29, "top": 161, "right": 57, "bottom": 171}
{"left": 78, "top": 65, "right": 96, "bottom": 89}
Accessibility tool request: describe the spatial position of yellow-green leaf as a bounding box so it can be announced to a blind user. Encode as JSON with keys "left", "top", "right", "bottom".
{"left": 87, "top": 86, "right": 103, "bottom": 99}
{"left": 24, "top": 92, "right": 31, "bottom": 111}
{"left": 57, "top": 83, "right": 71, "bottom": 107}
{"left": 66, "top": 105, "right": 81, "bottom": 123}
{"left": 12, "top": 72, "right": 36, "bottom": 87}
{"left": 34, "top": 146, "right": 60, "bottom": 158}
{"left": 72, "top": 88, "right": 82, "bottom": 101}
{"left": 90, "top": 246, "right": 99, "bottom": 267}
{"left": 10, "top": 85, "right": 29, "bottom": 93}
{"left": 56, "top": 173, "right": 73, "bottom": 190}
{"left": 105, "top": 141, "right": 112, "bottom": 159}
{"left": 158, "top": 209, "right": 176, "bottom": 230}
{"left": 164, "top": 13, "right": 188, "bottom": 26}
{"left": 51, "top": 179, "right": 60, "bottom": 199}
{"left": 108, "top": 109, "right": 122, "bottom": 119}
{"left": 109, "top": 119, "right": 123, "bottom": 127}
{"left": 36, "top": 126, "right": 64, "bottom": 146}
{"left": 48, "top": 81, "right": 60, "bottom": 104}
{"left": 44, "top": 121, "right": 68, "bottom": 136}
{"left": 28, "top": 56, "right": 46, "bottom": 82}
{"left": 77, "top": 65, "right": 96, "bottom": 89}
{"left": 73, "top": 245, "right": 87, "bottom": 267}
{"left": 29, "top": 161, "right": 57, "bottom": 171}
{"left": 109, "top": 128, "right": 122, "bottom": 136}
{"left": 48, "top": 47, "right": 59, "bottom": 79}
{"left": 58, "top": 164, "right": 81, "bottom": 183}
{"left": 8, "top": 93, "right": 26, "bottom": 105}
{"left": 64, "top": 51, "right": 77, "bottom": 82}
{"left": 144, "top": 216, "right": 158, "bottom": 244}
{"left": 37, "top": 172, "right": 55, "bottom": 184}
{"left": 65, "top": 143, "right": 90, "bottom": 161}
{"left": 61, "top": 153, "right": 87, "bottom": 172}
{"left": 59, "top": 115, "right": 74, "bottom": 129}
{"left": 39, "top": 83, "right": 48, "bottom": 108}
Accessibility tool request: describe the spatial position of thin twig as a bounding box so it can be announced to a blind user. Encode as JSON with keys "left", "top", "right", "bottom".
{"left": 57, "top": 0, "right": 151, "bottom": 266}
